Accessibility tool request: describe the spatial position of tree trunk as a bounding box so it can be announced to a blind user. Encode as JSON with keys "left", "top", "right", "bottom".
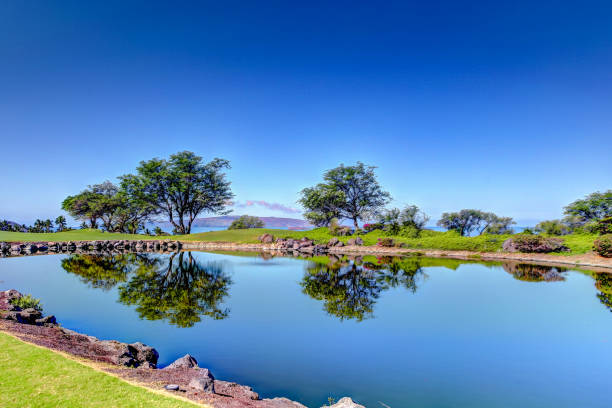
{"left": 353, "top": 218, "right": 359, "bottom": 230}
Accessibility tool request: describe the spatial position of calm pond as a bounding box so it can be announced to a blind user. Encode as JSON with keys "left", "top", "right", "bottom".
{"left": 1, "top": 251, "right": 612, "bottom": 408}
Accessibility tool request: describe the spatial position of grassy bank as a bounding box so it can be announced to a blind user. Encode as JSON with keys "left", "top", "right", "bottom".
{"left": 0, "top": 332, "right": 198, "bottom": 408}
{"left": 0, "top": 228, "right": 598, "bottom": 256}
{"left": 182, "top": 228, "right": 598, "bottom": 255}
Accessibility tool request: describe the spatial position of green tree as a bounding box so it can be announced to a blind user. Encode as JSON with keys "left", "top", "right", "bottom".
{"left": 298, "top": 185, "right": 344, "bottom": 227}
{"left": 564, "top": 190, "right": 612, "bottom": 225}
{"left": 121, "top": 151, "right": 233, "bottom": 234}
{"left": 62, "top": 188, "right": 104, "bottom": 228}
{"left": 55, "top": 215, "right": 68, "bottom": 232}
{"left": 437, "top": 209, "right": 514, "bottom": 236}
{"left": 535, "top": 219, "right": 571, "bottom": 236}
{"left": 228, "top": 215, "right": 264, "bottom": 230}
{"left": 299, "top": 162, "right": 391, "bottom": 229}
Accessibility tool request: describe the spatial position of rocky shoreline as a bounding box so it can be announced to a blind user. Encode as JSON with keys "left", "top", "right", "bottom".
{"left": 2, "top": 236, "right": 612, "bottom": 272}
{"left": 0, "top": 289, "right": 364, "bottom": 408}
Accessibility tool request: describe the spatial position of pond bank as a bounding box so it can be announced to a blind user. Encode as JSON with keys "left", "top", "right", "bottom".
{"left": 181, "top": 241, "right": 612, "bottom": 272}
{"left": 2, "top": 238, "right": 611, "bottom": 272}
{"left": 0, "top": 288, "right": 363, "bottom": 408}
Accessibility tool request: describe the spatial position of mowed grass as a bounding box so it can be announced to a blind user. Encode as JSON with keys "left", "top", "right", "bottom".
{"left": 0, "top": 332, "right": 200, "bottom": 408}
{"left": 0, "top": 227, "right": 599, "bottom": 255}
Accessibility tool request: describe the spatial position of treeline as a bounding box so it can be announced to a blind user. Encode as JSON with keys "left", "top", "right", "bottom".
{"left": 61, "top": 151, "right": 233, "bottom": 234}
{"left": 299, "top": 162, "right": 612, "bottom": 237}
{"left": 45, "top": 153, "right": 612, "bottom": 239}
{"left": 0, "top": 216, "right": 68, "bottom": 233}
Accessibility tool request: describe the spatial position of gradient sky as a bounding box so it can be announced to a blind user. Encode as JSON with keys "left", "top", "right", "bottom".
{"left": 1, "top": 1, "right": 611, "bottom": 225}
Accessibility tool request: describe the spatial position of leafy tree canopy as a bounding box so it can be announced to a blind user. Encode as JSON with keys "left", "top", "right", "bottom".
{"left": 564, "top": 190, "right": 612, "bottom": 225}
{"left": 228, "top": 215, "right": 264, "bottom": 230}
{"left": 299, "top": 162, "right": 391, "bottom": 229}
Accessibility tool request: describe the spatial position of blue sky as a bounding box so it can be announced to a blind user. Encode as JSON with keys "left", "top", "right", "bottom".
{"left": 1, "top": 1, "right": 611, "bottom": 225}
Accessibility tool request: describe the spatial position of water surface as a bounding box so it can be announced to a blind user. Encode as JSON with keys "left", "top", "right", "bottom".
{"left": 1, "top": 252, "right": 611, "bottom": 408}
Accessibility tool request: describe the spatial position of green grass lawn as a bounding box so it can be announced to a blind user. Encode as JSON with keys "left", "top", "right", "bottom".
{"left": 0, "top": 332, "right": 199, "bottom": 408}
{"left": 0, "top": 227, "right": 599, "bottom": 256}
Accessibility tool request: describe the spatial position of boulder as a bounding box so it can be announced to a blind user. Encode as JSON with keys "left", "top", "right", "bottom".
{"left": 215, "top": 380, "right": 259, "bottom": 400}
{"left": 35, "top": 315, "right": 57, "bottom": 326}
{"left": 259, "top": 234, "right": 275, "bottom": 244}
{"left": 97, "top": 340, "right": 159, "bottom": 368}
{"left": 188, "top": 368, "right": 215, "bottom": 393}
{"left": 5, "top": 308, "right": 43, "bottom": 324}
{"left": 328, "top": 238, "right": 339, "bottom": 247}
{"left": 347, "top": 238, "right": 356, "bottom": 246}
{"left": 261, "top": 398, "right": 308, "bottom": 408}
{"left": 165, "top": 354, "right": 198, "bottom": 369}
{"left": 323, "top": 397, "right": 366, "bottom": 408}
{"left": 355, "top": 237, "right": 363, "bottom": 246}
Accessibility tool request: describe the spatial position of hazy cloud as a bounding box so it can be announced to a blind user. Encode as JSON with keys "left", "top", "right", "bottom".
{"left": 233, "top": 200, "right": 300, "bottom": 214}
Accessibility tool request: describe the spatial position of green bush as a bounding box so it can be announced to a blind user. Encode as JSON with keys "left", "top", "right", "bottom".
{"left": 511, "top": 234, "right": 569, "bottom": 253}
{"left": 228, "top": 215, "right": 265, "bottom": 230}
{"left": 376, "top": 237, "right": 395, "bottom": 247}
{"left": 594, "top": 217, "right": 612, "bottom": 235}
{"left": 10, "top": 294, "right": 43, "bottom": 312}
{"left": 594, "top": 235, "right": 612, "bottom": 258}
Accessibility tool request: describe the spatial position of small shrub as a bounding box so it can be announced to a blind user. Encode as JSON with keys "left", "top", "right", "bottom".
{"left": 376, "top": 237, "right": 395, "bottom": 247}
{"left": 510, "top": 235, "right": 569, "bottom": 253}
{"left": 594, "top": 235, "right": 612, "bottom": 258}
{"left": 11, "top": 294, "right": 43, "bottom": 312}
{"left": 363, "top": 223, "right": 383, "bottom": 233}
{"left": 594, "top": 217, "right": 612, "bottom": 235}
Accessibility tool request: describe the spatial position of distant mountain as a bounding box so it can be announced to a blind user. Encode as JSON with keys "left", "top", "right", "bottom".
{"left": 157, "top": 216, "right": 312, "bottom": 230}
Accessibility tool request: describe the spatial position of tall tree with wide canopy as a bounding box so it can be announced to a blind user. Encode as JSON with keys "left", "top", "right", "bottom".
{"left": 122, "top": 151, "right": 233, "bottom": 234}
{"left": 564, "top": 190, "right": 612, "bottom": 225}
{"left": 299, "top": 162, "right": 391, "bottom": 229}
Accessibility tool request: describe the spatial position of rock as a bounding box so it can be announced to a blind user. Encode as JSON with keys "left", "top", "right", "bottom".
{"left": 35, "top": 315, "right": 57, "bottom": 325}
{"left": 129, "top": 342, "right": 159, "bottom": 367}
{"left": 215, "top": 380, "right": 259, "bottom": 400}
{"left": 323, "top": 397, "right": 366, "bottom": 408}
{"left": 261, "top": 398, "right": 308, "bottom": 408}
{"left": 259, "top": 234, "right": 275, "bottom": 244}
{"left": 164, "top": 384, "right": 180, "bottom": 391}
{"left": 188, "top": 368, "right": 215, "bottom": 393}
{"left": 97, "top": 340, "right": 159, "bottom": 368}
{"left": 347, "top": 238, "right": 356, "bottom": 246}
{"left": 328, "top": 238, "right": 339, "bottom": 246}
{"left": 502, "top": 238, "right": 517, "bottom": 252}
{"left": 165, "top": 354, "right": 198, "bottom": 369}
{"left": 335, "top": 241, "right": 344, "bottom": 247}
{"left": 5, "top": 308, "right": 42, "bottom": 324}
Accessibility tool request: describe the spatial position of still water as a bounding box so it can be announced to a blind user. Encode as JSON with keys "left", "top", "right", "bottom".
{"left": 1, "top": 252, "right": 611, "bottom": 408}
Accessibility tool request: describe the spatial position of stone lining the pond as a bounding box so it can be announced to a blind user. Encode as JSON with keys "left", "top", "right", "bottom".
{"left": 0, "top": 240, "right": 182, "bottom": 257}
{"left": 0, "top": 288, "right": 364, "bottom": 408}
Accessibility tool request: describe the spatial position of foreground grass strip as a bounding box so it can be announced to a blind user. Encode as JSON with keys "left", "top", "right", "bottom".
{"left": 0, "top": 332, "right": 199, "bottom": 408}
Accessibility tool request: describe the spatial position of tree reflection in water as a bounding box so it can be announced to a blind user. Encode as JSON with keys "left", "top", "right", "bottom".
{"left": 62, "top": 252, "right": 232, "bottom": 328}
{"left": 593, "top": 272, "right": 612, "bottom": 312}
{"left": 301, "top": 255, "right": 425, "bottom": 321}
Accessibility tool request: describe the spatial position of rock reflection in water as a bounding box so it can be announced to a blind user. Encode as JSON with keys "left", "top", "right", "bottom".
{"left": 62, "top": 252, "right": 232, "bottom": 328}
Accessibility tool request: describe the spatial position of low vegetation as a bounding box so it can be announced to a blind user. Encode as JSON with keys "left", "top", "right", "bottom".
{"left": 0, "top": 332, "right": 198, "bottom": 408}
{"left": 594, "top": 235, "right": 612, "bottom": 258}
{"left": 228, "top": 215, "right": 264, "bottom": 230}
{"left": 10, "top": 294, "right": 43, "bottom": 312}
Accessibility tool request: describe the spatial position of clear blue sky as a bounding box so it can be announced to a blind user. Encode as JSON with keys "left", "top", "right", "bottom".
{"left": 1, "top": 1, "right": 611, "bottom": 225}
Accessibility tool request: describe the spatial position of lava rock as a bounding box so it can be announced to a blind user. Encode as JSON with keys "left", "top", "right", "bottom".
{"left": 188, "top": 368, "right": 215, "bottom": 393}
{"left": 165, "top": 354, "right": 198, "bottom": 369}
